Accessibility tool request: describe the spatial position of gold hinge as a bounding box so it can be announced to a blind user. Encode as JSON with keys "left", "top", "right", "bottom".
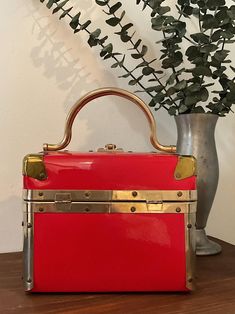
{"left": 23, "top": 154, "right": 47, "bottom": 181}
{"left": 55, "top": 193, "right": 72, "bottom": 211}
{"left": 174, "top": 156, "right": 197, "bottom": 180}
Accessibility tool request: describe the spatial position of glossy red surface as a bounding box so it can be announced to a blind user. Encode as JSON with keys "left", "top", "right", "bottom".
{"left": 24, "top": 152, "right": 196, "bottom": 190}
{"left": 32, "top": 213, "right": 187, "bottom": 292}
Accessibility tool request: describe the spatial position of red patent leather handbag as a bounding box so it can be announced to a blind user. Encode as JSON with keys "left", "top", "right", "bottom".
{"left": 23, "top": 88, "right": 197, "bottom": 292}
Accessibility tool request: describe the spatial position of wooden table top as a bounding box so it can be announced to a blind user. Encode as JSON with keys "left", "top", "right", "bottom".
{"left": 0, "top": 237, "right": 234, "bottom": 314}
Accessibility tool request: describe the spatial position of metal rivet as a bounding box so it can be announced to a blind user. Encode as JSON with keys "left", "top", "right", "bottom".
{"left": 175, "top": 173, "right": 181, "bottom": 179}
{"left": 38, "top": 192, "right": 43, "bottom": 197}
{"left": 85, "top": 207, "right": 90, "bottom": 212}
{"left": 27, "top": 223, "right": 32, "bottom": 228}
{"left": 176, "top": 207, "right": 181, "bottom": 213}
{"left": 177, "top": 191, "right": 183, "bottom": 197}
{"left": 39, "top": 172, "right": 46, "bottom": 179}
{"left": 187, "top": 223, "right": 192, "bottom": 229}
{"left": 188, "top": 278, "right": 193, "bottom": 283}
{"left": 21, "top": 221, "right": 24, "bottom": 227}
{"left": 130, "top": 207, "right": 136, "bottom": 212}
{"left": 132, "top": 191, "right": 138, "bottom": 197}
{"left": 84, "top": 191, "right": 91, "bottom": 198}
{"left": 39, "top": 207, "right": 44, "bottom": 212}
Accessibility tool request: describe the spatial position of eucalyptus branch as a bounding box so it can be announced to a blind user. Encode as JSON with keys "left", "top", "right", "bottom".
{"left": 38, "top": 0, "right": 235, "bottom": 115}
{"left": 102, "top": 1, "right": 179, "bottom": 108}
{"left": 184, "top": 35, "right": 199, "bottom": 45}
{"left": 199, "top": 7, "right": 218, "bottom": 88}
{"left": 221, "top": 38, "right": 226, "bottom": 51}
{"left": 41, "top": 0, "right": 157, "bottom": 100}
{"left": 106, "top": 3, "right": 163, "bottom": 83}
{"left": 198, "top": 10, "right": 203, "bottom": 33}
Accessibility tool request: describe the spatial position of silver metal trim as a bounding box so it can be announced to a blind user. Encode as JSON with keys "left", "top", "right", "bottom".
{"left": 185, "top": 209, "right": 196, "bottom": 291}
{"left": 23, "top": 202, "right": 34, "bottom": 291}
{"left": 24, "top": 201, "right": 197, "bottom": 214}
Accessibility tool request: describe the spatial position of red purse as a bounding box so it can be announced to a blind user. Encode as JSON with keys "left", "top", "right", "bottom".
{"left": 23, "top": 88, "right": 197, "bottom": 292}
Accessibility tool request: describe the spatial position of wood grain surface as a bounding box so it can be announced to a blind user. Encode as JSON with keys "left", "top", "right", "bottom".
{"left": 0, "top": 237, "right": 234, "bottom": 314}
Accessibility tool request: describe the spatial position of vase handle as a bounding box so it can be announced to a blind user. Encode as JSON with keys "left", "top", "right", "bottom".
{"left": 43, "top": 87, "right": 176, "bottom": 153}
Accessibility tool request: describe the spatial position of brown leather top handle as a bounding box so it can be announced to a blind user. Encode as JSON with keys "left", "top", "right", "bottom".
{"left": 43, "top": 87, "right": 176, "bottom": 153}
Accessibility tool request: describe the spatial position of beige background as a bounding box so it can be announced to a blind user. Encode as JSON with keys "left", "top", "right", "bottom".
{"left": 0, "top": 0, "right": 234, "bottom": 253}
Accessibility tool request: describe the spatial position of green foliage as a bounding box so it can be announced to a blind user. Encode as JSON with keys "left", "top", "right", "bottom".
{"left": 39, "top": 0, "right": 235, "bottom": 116}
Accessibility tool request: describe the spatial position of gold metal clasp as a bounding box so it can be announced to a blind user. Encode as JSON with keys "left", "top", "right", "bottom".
{"left": 97, "top": 144, "right": 124, "bottom": 152}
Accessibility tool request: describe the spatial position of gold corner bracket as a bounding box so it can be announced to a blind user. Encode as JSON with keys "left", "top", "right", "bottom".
{"left": 174, "top": 156, "right": 197, "bottom": 180}
{"left": 23, "top": 154, "right": 47, "bottom": 181}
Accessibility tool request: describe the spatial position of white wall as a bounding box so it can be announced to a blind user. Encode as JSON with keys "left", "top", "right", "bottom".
{"left": 0, "top": 0, "right": 234, "bottom": 253}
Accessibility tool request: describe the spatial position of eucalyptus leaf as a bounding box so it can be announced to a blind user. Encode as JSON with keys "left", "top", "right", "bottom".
{"left": 69, "top": 12, "right": 81, "bottom": 29}
{"left": 157, "top": 6, "right": 170, "bottom": 15}
{"left": 185, "top": 95, "right": 199, "bottom": 106}
{"left": 214, "top": 50, "right": 229, "bottom": 62}
{"left": 95, "top": 0, "right": 110, "bottom": 6}
{"left": 200, "top": 88, "right": 209, "bottom": 102}
{"left": 128, "top": 75, "right": 144, "bottom": 85}
{"left": 190, "top": 33, "right": 210, "bottom": 44}
{"left": 230, "top": 66, "right": 235, "bottom": 73}
{"left": 106, "top": 17, "right": 120, "bottom": 26}
{"left": 186, "top": 46, "right": 200, "bottom": 61}
{"left": 52, "top": 0, "right": 69, "bottom": 14}
{"left": 168, "top": 106, "right": 177, "bottom": 115}
{"left": 142, "top": 66, "right": 155, "bottom": 75}
{"left": 202, "top": 14, "right": 219, "bottom": 29}
{"left": 121, "top": 23, "right": 133, "bottom": 32}
{"left": 60, "top": 7, "right": 73, "bottom": 19}
{"left": 166, "top": 87, "right": 176, "bottom": 96}
{"left": 110, "top": 2, "right": 122, "bottom": 14}
{"left": 200, "top": 44, "right": 218, "bottom": 54}
{"left": 187, "top": 83, "right": 201, "bottom": 93}
{"left": 152, "top": 93, "right": 165, "bottom": 103}
{"left": 193, "top": 66, "right": 212, "bottom": 77}
{"left": 80, "top": 20, "right": 91, "bottom": 30}
{"left": 191, "top": 106, "right": 205, "bottom": 113}
{"left": 87, "top": 28, "right": 101, "bottom": 46}
{"left": 179, "top": 104, "right": 189, "bottom": 113}
{"left": 131, "top": 45, "right": 147, "bottom": 59}
{"left": 211, "top": 30, "right": 222, "bottom": 42}
{"left": 133, "top": 39, "right": 141, "bottom": 49}
{"left": 174, "top": 80, "right": 187, "bottom": 90}
{"left": 46, "top": 0, "right": 55, "bottom": 9}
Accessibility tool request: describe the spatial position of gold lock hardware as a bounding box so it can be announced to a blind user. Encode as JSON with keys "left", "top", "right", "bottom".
{"left": 97, "top": 144, "right": 124, "bottom": 152}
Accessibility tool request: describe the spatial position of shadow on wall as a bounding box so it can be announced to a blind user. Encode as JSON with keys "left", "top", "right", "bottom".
{"left": 27, "top": 0, "right": 176, "bottom": 152}
{"left": 215, "top": 116, "right": 235, "bottom": 178}
{"left": 0, "top": 196, "right": 23, "bottom": 253}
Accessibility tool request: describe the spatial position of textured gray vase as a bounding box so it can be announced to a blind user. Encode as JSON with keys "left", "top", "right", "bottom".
{"left": 175, "top": 113, "right": 222, "bottom": 256}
